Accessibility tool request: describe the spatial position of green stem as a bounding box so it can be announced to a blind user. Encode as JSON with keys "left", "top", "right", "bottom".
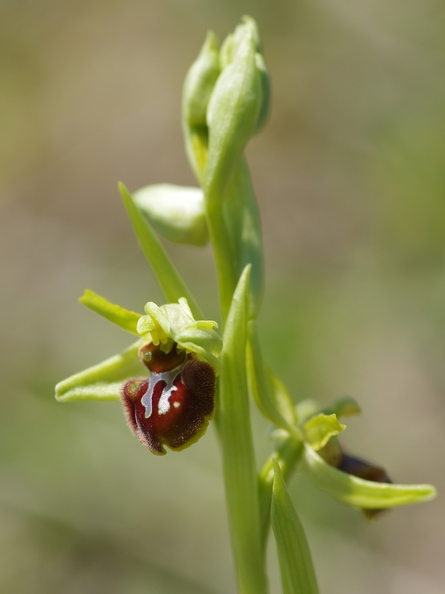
{"left": 206, "top": 199, "right": 238, "bottom": 323}
{"left": 216, "top": 267, "right": 268, "bottom": 594}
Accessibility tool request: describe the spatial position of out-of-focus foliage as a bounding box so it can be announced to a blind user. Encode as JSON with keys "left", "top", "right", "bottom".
{"left": 1, "top": 1, "right": 444, "bottom": 593}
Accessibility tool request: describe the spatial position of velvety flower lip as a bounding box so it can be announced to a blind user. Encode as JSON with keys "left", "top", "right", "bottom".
{"left": 122, "top": 351, "right": 216, "bottom": 455}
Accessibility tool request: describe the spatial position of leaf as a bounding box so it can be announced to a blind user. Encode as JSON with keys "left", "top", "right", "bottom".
{"left": 119, "top": 182, "right": 203, "bottom": 319}
{"left": 79, "top": 289, "right": 142, "bottom": 335}
{"left": 258, "top": 437, "right": 304, "bottom": 547}
{"left": 271, "top": 460, "right": 319, "bottom": 594}
{"left": 246, "top": 320, "right": 298, "bottom": 434}
{"left": 304, "top": 444, "right": 437, "bottom": 509}
{"left": 217, "top": 265, "right": 268, "bottom": 593}
{"left": 55, "top": 341, "right": 143, "bottom": 402}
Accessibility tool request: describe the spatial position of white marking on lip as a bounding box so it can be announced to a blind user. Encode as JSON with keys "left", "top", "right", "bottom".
{"left": 141, "top": 366, "right": 182, "bottom": 418}
{"left": 158, "top": 384, "right": 177, "bottom": 415}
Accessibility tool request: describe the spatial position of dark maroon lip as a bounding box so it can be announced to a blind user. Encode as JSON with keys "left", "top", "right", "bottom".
{"left": 121, "top": 344, "right": 216, "bottom": 455}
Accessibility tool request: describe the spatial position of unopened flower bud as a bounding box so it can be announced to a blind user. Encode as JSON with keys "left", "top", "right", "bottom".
{"left": 133, "top": 184, "right": 208, "bottom": 247}
{"left": 204, "top": 17, "right": 266, "bottom": 200}
{"left": 182, "top": 31, "right": 221, "bottom": 128}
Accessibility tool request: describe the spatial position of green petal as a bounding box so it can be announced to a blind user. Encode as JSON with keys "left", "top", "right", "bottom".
{"left": 79, "top": 289, "right": 142, "bottom": 335}
{"left": 303, "top": 413, "right": 346, "bottom": 451}
{"left": 271, "top": 460, "right": 319, "bottom": 594}
{"left": 304, "top": 444, "right": 437, "bottom": 509}
{"left": 55, "top": 341, "right": 143, "bottom": 402}
{"left": 119, "top": 182, "right": 203, "bottom": 319}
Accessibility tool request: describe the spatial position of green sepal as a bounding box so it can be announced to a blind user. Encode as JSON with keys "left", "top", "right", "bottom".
{"left": 303, "top": 413, "right": 346, "bottom": 451}
{"left": 304, "top": 444, "right": 437, "bottom": 509}
{"left": 217, "top": 265, "right": 268, "bottom": 594}
{"left": 119, "top": 182, "right": 203, "bottom": 319}
{"left": 271, "top": 460, "right": 320, "bottom": 594}
{"left": 246, "top": 320, "right": 298, "bottom": 434}
{"left": 79, "top": 289, "right": 142, "bottom": 335}
{"left": 55, "top": 341, "right": 143, "bottom": 402}
{"left": 133, "top": 184, "right": 208, "bottom": 247}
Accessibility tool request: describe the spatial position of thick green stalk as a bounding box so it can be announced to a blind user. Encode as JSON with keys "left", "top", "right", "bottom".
{"left": 206, "top": 198, "right": 239, "bottom": 323}
{"left": 217, "top": 267, "right": 268, "bottom": 594}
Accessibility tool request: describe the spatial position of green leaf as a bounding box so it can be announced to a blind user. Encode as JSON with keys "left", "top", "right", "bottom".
{"left": 55, "top": 341, "right": 143, "bottom": 402}
{"left": 271, "top": 460, "right": 319, "bottom": 594}
{"left": 119, "top": 182, "right": 203, "bottom": 319}
{"left": 258, "top": 436, "right": 304, "bottom": 547}
{"left": 217, "top": 265, "right": 267, "bottom": 594}
{"left": 303, "top": 413, "right": 346, "bottom": 451}
{"left": 246, "top": 320, "right": 298, "bottom": 433}
{"left": 304, "top": 444, "right": 437, "bottom": 509}
{"left": 79, "top": 289, "right": 142, "bottom": 335}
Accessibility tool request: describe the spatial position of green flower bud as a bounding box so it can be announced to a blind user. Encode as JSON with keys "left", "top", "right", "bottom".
{"left": 253, "top": 52, "right": 271, "bottom": 134}
{"left": 219, "top": 18, "right": 270, "bottom": 135}
{"left": 182, "top": 31, "right": 221, "bottom": 181}
{"left": 204, "top": 16, "right": 265, "bottom": 201}
{"left": 133, "top": 184, "right": 208, "bottom": 246}
{"left": 182, "top": 31, "right": 221, "bottom": 128}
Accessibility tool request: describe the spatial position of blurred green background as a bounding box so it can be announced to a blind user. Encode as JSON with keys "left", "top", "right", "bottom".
{"left": 1, "top": 1, "right": 444, "bottom": 592}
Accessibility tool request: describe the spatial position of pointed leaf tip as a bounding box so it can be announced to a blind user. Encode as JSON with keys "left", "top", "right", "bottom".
{"left": 272, "top": 460, "right": 319, "bottom": 594}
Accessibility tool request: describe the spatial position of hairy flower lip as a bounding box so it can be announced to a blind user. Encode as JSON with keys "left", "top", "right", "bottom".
{"left": 121, "top": 356, "right": 216, "bottom": 455}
